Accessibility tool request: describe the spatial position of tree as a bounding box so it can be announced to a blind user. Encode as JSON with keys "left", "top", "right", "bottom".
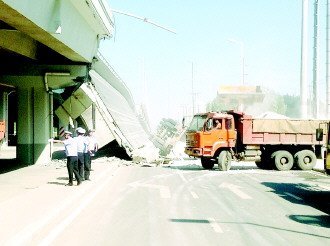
{"left": 282, "top": 94, "right": 300, "bottom": 118}
{"left": 206, "top": 92, "right": 299, "bottom": 118}
{"left": 271, "top": 95, "right": 287, "bottom": 115}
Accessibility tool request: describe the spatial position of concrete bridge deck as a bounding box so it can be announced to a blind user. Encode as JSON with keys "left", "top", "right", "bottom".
{"left": 0, "top": 0, "right": 157, "bottom": 165}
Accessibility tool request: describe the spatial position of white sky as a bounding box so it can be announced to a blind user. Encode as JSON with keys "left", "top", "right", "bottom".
{"left": 99, "top": 0, "right": 327, "bottom": 130}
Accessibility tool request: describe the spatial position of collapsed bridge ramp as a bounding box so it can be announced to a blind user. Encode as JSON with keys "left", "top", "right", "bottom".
{"left": 55, "top": 83, "right": 116, "bottom": 149}
{"left": 55, "top": 55, "right": 156, "bottom": 158}
{"left": 89, "top": 70, "right": 153, "bottom": 152}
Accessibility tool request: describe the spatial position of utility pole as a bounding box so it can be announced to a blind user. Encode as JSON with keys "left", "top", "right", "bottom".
{"left": 191, "top": 62, "right": 195, "bottom": 116}
{"left": 312, "top": 0, "right": 320, "bottom": 118}
{"left": 300, "top": 0, "right": 309, "bottom": 118}
{"left": 327, "top": 0, "right": 330, "bottom": 117}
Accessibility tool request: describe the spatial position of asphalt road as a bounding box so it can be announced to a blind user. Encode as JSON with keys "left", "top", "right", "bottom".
{"left": 0, "top": 159, "right": 329, "bottom": 245}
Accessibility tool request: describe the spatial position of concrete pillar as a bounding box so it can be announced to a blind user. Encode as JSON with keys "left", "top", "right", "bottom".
{"left": 17, "top": 86, "right": 51, "bottom": 165}
{"left": 17, "top": 87, "right": 34, "bottom": 164}
{"left": 33, "top": 87, "right": 51, "bottom": 163}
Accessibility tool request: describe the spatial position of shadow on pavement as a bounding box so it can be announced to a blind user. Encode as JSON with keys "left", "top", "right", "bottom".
{"left": 0, "top": 158, "right": 29, "bottom": 174}
{"left": 288, "top": 215, "right": 330, "bottom": 228}
{"left": 164, "top": 161, "right": 259, "bottom": 171}
{"left": 170, "top": 218, "right": 330, "bottom": 239}
{"left": 57, "top": 176, "right": 69, "bottom": 180}
{"left": 263, "top": 181, "right": 330, "bottom": 228}
{"left": 47, "top": 181, "right": 67, "bottom": 186}
{"left": 164, "top": 163, "right": 204, "bottom": 171}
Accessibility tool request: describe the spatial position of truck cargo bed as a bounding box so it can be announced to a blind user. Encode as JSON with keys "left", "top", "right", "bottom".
{"left": 239, "top": 118, "right": 327, "bottom": 145}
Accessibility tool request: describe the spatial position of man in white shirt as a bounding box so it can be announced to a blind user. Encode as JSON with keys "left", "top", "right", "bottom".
{"left": 75, "top": 127, "right": 88, "bottom": 181}
{"left": 84, "top": 129, "right": 99, "bottom": 179}
{"left": 53, "top": 131, "right": 82, "bottom": 186}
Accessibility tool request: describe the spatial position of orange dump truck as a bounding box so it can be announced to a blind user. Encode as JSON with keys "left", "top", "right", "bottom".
{"left": 185, "top": 111, "right": 327, "bottom": 171}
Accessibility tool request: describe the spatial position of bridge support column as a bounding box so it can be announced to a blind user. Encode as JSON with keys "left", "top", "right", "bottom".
{"left": 17, "top": 87, "right": 33, "bottom": 164}
{"left": 17, "top": 86, "right": 51, "bottom": 165}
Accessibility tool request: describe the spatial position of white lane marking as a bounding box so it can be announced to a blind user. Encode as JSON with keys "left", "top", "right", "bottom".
{"left": 6, "top": 165, "right": 118, "bottom": 246}
{"left": 129, "top": 183, "right": 171, "bottom": 199}
{"left": 284, "top": 192, "right": 303, "bottom": 201}
{"left": 219, "top": 182, "right": 252, "bottom": 200}
{"left": 190, "top": 191, "right": 199, "bottom": 199}
{"left": 39, "top": 168, "right": 121, "bottom": 246}
{"left": 208, "top": 218, "right": 223, "bottom": 233}
{"left": 177, "top": 170, "right": 188, "bottom": 183}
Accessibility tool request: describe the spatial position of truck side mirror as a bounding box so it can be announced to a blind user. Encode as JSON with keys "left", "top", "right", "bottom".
{"left": 316, "top": 128, "right": 323, "bottom": 141}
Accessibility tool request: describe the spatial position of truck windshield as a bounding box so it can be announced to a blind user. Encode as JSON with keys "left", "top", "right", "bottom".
{"left": 187, "top": 115, "right": 207, "bottom": 132}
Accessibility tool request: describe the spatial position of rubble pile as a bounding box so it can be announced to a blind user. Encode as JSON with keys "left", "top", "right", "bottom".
{"left": 131, "top": 143, "right": 160, "bottom": 164}
{"left": 166, "top": 141, "right": 188, "bottom": 160}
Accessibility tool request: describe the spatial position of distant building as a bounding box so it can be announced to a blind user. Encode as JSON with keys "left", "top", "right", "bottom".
{"left": 216, "top": 85, "right": 265, "bottom": 111}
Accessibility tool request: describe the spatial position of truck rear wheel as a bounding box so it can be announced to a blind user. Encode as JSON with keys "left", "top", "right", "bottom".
{"left": 201, "top": 157, "right": 215, "bottom": 169}
{"left": 271, "top": 150, "right": 294, "bottom": 171}
{"left": 218, "top": 151, "right": 232, "bottom": 171}
{"left": 294, "top": 150, "right": 316, "bottom": 170}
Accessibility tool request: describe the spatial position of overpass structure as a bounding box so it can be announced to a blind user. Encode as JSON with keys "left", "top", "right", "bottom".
{"left": 0, "top": 0, "right": 156, "bottom": 165}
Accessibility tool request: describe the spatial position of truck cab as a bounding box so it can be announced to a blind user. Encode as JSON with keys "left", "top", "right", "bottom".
{"left": 185, "top": 112, "right": 236, "bottom": 170}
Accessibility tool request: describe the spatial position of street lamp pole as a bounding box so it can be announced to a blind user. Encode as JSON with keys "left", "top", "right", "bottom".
{"left": 191, "top": 62, "right": 195, "bottom": 115}
{"left": 228, "top": 39, "right": 245, "bottom": 85}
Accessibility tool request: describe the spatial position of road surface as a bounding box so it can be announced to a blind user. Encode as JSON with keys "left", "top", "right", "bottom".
{"left": 0, "top": 159, "right": 329, "bottom": 245}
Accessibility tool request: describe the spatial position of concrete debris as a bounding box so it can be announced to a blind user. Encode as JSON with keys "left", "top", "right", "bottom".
{"left": 131, "top": 143, "right": 160, "bottom": 164}
{"left": 166, "top": 141, "right": 188, "bottom": 160}
{"left": 151, "top": 118, "right": 183, "bottom": 156}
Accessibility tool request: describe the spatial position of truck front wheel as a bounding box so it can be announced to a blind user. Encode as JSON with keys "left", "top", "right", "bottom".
{"left": 271, "top": 150, "right": 294, "bottom": 171}
{"left": 218, "top": 151, "right": 232, "bottom": 171}
{"left": 201, "top": 157, "right": 215, "bottom": 169}
{"left": 294, "top": 150, "right": 316, "bottom": 170}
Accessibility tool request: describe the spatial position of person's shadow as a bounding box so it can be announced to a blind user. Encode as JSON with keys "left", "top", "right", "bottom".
{"left": 47, "top": 176, "right": 69, "bottom": 186}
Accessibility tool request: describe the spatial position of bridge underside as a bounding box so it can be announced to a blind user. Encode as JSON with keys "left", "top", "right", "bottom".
{"left": 0, "top": 0, "right": 158, "bottom": 165}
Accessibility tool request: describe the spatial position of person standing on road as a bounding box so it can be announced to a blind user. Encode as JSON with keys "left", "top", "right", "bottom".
{"left": 75, "top": 127, "right": 88, "bottom": 181}
{"left": 52, "top": 131, "right": 82, "bottom": 186}
{"left": 86, "top": 129, "right": 98, "bottom": 172}
{"left": 83, "top": 141, "right": 91, "bottom": 181}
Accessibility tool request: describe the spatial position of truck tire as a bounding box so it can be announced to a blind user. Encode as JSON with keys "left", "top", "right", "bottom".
{"left": 218, "top": 151, "right": 232, "bottom": 171}
{"left": 271, "top": 150, "right": 294, "bottom": 171}
{"left": 294, "top": 150, "right": 317, "bottom": 170}
{"left": 201, "top": 157, "right": 215, "bottom": 169}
